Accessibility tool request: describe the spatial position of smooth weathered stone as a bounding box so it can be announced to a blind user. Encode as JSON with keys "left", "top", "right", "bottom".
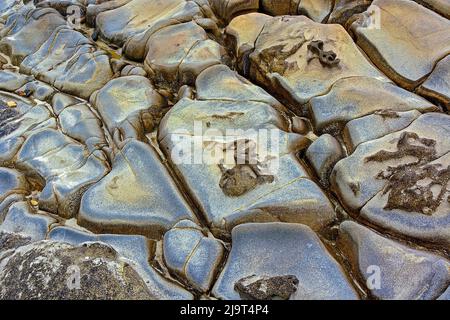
{"left": 163, "top": 220, "right": 224, "bottom": 292}
{"left": 91, "top": 76, "right": 166, "bottom": 141}
{"left": 51, "top": 92, "right": 83, "bottom": 115}
{"left": 16, "top": 80, "right": 56, "bottom": 102}
{"left": 0, "top": 240, "right": 153, "bottom": 299}
{"left": 414, "top": 0, "right": 450, "bottom": 19}
{"left": 1, "top": 201, "right": 57, "bottom": 241}
{"left": 298, "top": 0, "right": 333, "bottom": 23}
{"left": 332, "top": 113, "right": 450, "bottom": 247}
{"left": 159, "top": 97, "right": 335, "bottom": 236}
{"left": 328, "top": 0, "right": 372, "bottom": 25}
{"left": 34, "top": 0, "right": 86, "bottom": 16}
{"left": 0, "top": 7, "right": 66, "bottom": 65}
{"left": 59, "top": 103, "right": 107, "bottom": 152}
{"left": 417, "top": 55, "right": 450, "bottom": 110}
{"left": 96, "top": 0, "right": 202, "bottom": 47}
{"left": 309, "top": 77, "right": 437, "bottom": 134}
{"left": 0, "top": 70, "right": 32, "bottom": 92}
{"left": 306, "top": 134, "right": 344, "bottom": 186}
{"left": 0, "top": 0, "right": 21, "bottom": 16}
{"left": 249, "top": 15, "right": 386, "bottom": 108}
{"left": 196, "top": 65, "right": 282, "bottom": 109}
{"left": 338, "top": 221, "right": 450, "bottom": 300}
{"left": 210, "top": 0, "right": 259, "bottom": 22}
{"left": 16, "top": 128, "right": 109, "bottom": 219}
{"left": 212, "top": 223, "right": 358, "bottom": 300}
{"left": 0, "top": 92, "right": 57, "bottom": 167}
{"left": 48, "top": 226, "right": 194, "bottom": 299}
{"left": 144, "top": 21, "right": 225, "bottom": 88}
{"left": 121, "top": 1, "right": 216, "bottom": 61}
{"left": 86, "top": 0, "right": 131, "bottom": 27}
{"left": 343, "top": 110, "right": 422, "bottom": 153}
{"left": 360, "top": 152, "right": 450, "bottom": 247}
{"left": 350, "top": 0, "right": 450, "bottom": 90}
{"left": 261, "top": 0, "right": 300, "bottom": 15}
{"left": 0, "top": 168, "right": 28, "bottom": 204}
{"left": 20, "top": 26, "right": 113, "bottom": 99}
{"left": 225, "top": 13, "right": 271, "bottom": 74}
{"left": 79, "top": 139, "right": 195, "bottom": 238}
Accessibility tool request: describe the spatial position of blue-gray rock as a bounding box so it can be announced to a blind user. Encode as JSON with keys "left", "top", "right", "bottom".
{"left": 78, "top": 139, "right": 196, "bottom": 238}
{"left": 163, "top": 220, "right": 224, "bottom": 292}
{"left": 212, "top": 223, "right": 359, "bottom": 300}
{"left": 338, "top": 221, "right": 450, "bottom": 300}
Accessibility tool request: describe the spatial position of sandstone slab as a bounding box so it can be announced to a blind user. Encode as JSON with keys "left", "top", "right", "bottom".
{"left": 249, "top": 15, "right": 386, "bottom": 108}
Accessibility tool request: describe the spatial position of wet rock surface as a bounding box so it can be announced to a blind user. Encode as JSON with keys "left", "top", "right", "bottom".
{"left": 0, "top": 0, "right": 449, "bottom": 300}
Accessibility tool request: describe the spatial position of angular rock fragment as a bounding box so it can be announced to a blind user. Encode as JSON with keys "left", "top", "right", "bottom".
{"left": 0, "top": 240, "right": 153, "bottom": 299}
{"left": 79, "top": 139, "right": 195, "bottom": 238}
{"left": 48, "top": 226, "right": 194, "bottom": 300}
{"left": 350, "top": 0, "right": 450, "bottom": 90}
{"left": 249, "top": 15, "right": 386, "bottom": 108}
{"left": 212, "top": 223, "right": 359, "bottom": 300}
{"left": 163, "top": 220, "right": 224, "bottom": 292}
{"left": 417, "top": 55, "right": 450, "bottom": 110}
{"left": 338, "top": 221, "right": 450, "bottom": 300}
